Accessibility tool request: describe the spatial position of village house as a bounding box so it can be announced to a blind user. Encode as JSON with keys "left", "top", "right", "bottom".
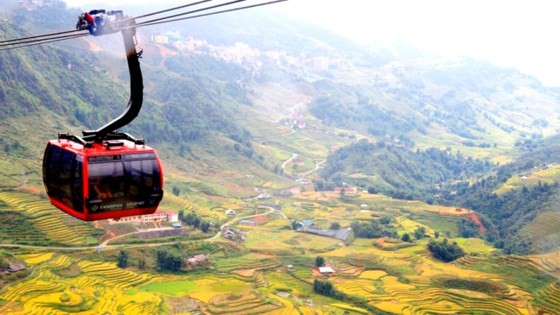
{"left": 186, "top": 254, "right": 209, "bottom": 267}
{"left": 238, "top": 220, "right": 257, "bottom": 226}
{"left": 319, "top": 266, "right": 335, "bottom": 274}
{"left": 0, "top": 262, "right": 27, "bottom": 276}
{"left": 302, "top": 227, "right": 354, "bottom": 243}
{"left": 333, "top": 187, "right": 358, "bottom": 194}
{"left": 256, "top": 193, "right": 271, "bottom": 199}
{"left": 108, "top": 210, "right": 178, "bottom": 224}
{"left": 296, "top": 219, "right": 320, "bottom": 230}
{"left": 224, "top": 228, "right": 235, "bottom": 239}
{"left": 8, "top": 263, "right": 26, "bottom": 273}
{"left": 225, "top": 209, "right": 236, "bottom": 215}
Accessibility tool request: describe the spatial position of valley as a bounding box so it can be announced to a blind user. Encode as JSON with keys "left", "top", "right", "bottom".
{"left": 0, "top": 1, "right": 559, "bottom": 314}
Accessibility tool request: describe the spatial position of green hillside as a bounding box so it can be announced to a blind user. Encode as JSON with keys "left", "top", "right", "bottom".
{"left": 320, "top": 141, "right": 492, "bottom": 199}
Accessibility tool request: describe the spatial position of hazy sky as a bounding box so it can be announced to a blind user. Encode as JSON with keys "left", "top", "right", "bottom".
{"left": 63, "top": 0, "right": 560, "bottom": 86}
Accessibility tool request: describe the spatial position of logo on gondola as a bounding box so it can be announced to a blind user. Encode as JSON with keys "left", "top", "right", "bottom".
{"left": 100, "top": 203, "right": 125, "bottom": 210}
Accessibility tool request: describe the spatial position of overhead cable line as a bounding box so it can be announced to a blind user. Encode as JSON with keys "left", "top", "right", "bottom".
{"left": 136, "top": 0, "right": 287, "bottom": 28}
{"left": 0, "top": 33, "right": 88, "bottom": 51}
{"left": 0, "top": 29, "right": 83, "bottom": 45}
{"left": 134, "top": 0, "right": 245, "bottom": 27}
{"left": 133, "top": 0, "right": 214, "bottom": 19}
{"left": 0, "top": 0, "right": 213, "bottom": 47}
{"left": 0, "top": 31, "right": 88, "bottom": 48}
{"left": 0, "top": 0, "right": 287, "bottom": 51}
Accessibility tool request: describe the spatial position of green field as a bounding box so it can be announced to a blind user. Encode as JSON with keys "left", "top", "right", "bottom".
{"left": 138, "top": 280, "right": 197, "bottom": 296}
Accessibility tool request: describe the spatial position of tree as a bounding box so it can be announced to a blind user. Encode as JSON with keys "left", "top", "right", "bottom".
{"left": 434, "top": 231, "right": 440, "bottom": 239}
{"left": 330, "top": 222, "right": 341, "bottom": 230}
{"left": 401, "top": 233, "right": 411, "bottom": 242}
{"left": 457, "top": 218, "right": 480, "bottom": 238}
{"left": 313, "top": 279, "right": 336, "bottom": 296}
{"left": 414, "top": 226, "right": 426, "bottom": 240}
{"left": 503, "top": 235, "right": 532, "bottom": 255}
{"left": 192, "top": 216, "right": 201, "bottom": 229}
{"left": 156, "top": 249, "right": 183, "bottom": 271}
{"left": 380, "top": 215, "right": 392, "bottom": 225}
{"left": 201, "top": 221, "right": 210, "bottom": 233}
{"left": 367, "top": 186, "right": 377, "bottom": 194}
{"left": 172, "top": 186, "right": 181, "bottom": 196}
{"left": 315, "top": 256, "right": 325, "bottom": 267}
{"left": 427, "top": 239, "right": 465, "bottom": 262}
{"left": 339, "top": 187, "right": 346, "bottom": 200}
{"left": 117, "top": 249, "right": 128, "bottom": 268}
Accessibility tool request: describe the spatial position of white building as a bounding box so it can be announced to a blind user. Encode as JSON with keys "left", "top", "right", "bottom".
{"left": 319, "top": 266, "right": 335, "bottom": 274}
{"left": 108, "top": 210, "right": 178, "bottom": 224}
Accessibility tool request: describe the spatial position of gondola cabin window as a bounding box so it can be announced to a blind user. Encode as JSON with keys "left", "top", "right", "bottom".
{"left": 87, "top": 153, "right": 162, "bottom": 213}
{"left": 42, "top": 143, "right": 84, "bottom": 212}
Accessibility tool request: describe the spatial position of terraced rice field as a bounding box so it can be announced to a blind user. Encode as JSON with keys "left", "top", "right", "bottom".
{"left": 337, "top": 272, "right": 534, "bottom": 315}
{"left": 521, "top": 211, "right": 560, "bottom": 249}
{"left": 0, "top": 253, "right": 168, "bottom": 314}
{"left": 265, "top": 270, "right": 310, "bottom": 294}
{"left": 215, "top": 252, "right": 279, "bottom": 272}
{"left": 534, "top": 282, "right": 560, "bottom": 314}
{"left": 206, "top": 290, "right": 282, "bottom": 314}
{"left": 0, "top": 191, "right": 98, "bottom": 245}
{"left": 161, "top": 193, "right": 227, "bottom": 220}
{"left": 495, "top": 166, "right": 560, "bottom": 195}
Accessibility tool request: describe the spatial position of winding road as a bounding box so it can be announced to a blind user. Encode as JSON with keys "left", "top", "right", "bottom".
{"left": 0, "top": 206, "right": 279, "bottom": 252}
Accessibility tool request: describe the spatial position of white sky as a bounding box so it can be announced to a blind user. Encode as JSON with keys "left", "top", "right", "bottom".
{"left": 64, "top": 0, "right": 560, "bottom": 86}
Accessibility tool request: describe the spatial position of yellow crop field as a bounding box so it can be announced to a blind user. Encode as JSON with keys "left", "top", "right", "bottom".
{"left": 0, "top": 186, "right": 555, "bottom": 315}
{"left": 396, "top": 216, "right": 435, "bottom": 236}
{"left": 453, "top": 238, "right": 496, "bottom": 254}
{"left": 330, "top": 303, "right": 368, "bottom": 314}
{"left": 359, "top": 270, "right": 387, "bottom": 280}
{"left": 374, "top": 300, "right": 407, "bottom": 314}
{"left": 21, "top": 252, "right": 54, "bottom": 265}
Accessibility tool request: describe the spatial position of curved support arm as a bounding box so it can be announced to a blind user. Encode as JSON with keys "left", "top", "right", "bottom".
{"left": 83, "top": 25, "right": 143, "bottom": 141}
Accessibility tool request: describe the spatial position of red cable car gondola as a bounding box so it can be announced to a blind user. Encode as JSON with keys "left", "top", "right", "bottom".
{"left": 42, "top": 17, "right": 164, "bottom": 221}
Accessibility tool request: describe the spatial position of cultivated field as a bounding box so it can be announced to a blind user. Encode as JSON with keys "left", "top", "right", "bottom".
{"left": 0, "top": 189, "right": 557, "bottom": 314}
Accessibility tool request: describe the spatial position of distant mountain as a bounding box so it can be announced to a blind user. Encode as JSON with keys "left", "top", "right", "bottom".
{"left": 309, "top": 57, "right": 560, "bottom": 151}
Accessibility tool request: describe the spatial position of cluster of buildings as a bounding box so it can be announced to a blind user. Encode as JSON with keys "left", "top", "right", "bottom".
{"left": 18, "top": 0, "right": 56, "bottom": 10}
{"left": 148, "top": 29, "right": 351, "bottom": 75}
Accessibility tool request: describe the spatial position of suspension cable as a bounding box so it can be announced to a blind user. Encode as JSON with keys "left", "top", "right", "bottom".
{"left": 135, "top": 0, "right": 245, "bottom": 27}
{"left": 136, "top": 0, "right": 287, "bottom": 28}
{"left": 0, "top": 0, "right": 288, "bottom": 51}
{"left": 0, "top": 31, "right": 89, "bottom": 48}
{"left": 134, "top": 0, "right": 213, "bottom": 19}
{"left": 0, "top": 33, "right": 88, "bottom": 51}
{"left": 0, "top": 29, "right": 83, "bottom": 45}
